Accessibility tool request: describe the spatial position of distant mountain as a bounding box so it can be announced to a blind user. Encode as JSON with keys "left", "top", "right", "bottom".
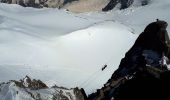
{"left": 0, "top": 0, "right": 151, "bottom": 12}
{"left": 0, "top": 76, "right": 86, "bottom": 100}
{"left": 0, "top": 0, "right": 65, "bottom": 8}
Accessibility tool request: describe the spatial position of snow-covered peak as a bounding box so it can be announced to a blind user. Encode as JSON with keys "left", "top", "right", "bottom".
{"left": 0, "top": 77, "right": 85, "bottom": 100}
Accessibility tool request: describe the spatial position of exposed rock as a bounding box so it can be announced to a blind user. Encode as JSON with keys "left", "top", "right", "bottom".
{"left": 73, "top": 87, "right": 86, "bottom": 100}
{"left": 102, "top": 0, "right": 134, "bottom": 11}
{"left": 87, "top": 20, "right": 170, "bottom": 100}
{"left": 0, "top": 0, "right": 69, "bottom": 8}
{"left": 0, "top": 0, "right": 151, "bottom": 12}
{"left": 112, "top": 19, "right": 170, "bottom": 80}
{"left": 11, "top": 75, "right": 48, "bottom": 90}
{"left": 113, "top": 69, "right": 170, "bottom": 100}
{"left": 0, "top": 76, "right": 85, "bottom": 100}
{"left": 102, "top": 0, "right": 151, "bottom": 11}
{"left": 52, "top": 90, "right": 69, "bottom": 100}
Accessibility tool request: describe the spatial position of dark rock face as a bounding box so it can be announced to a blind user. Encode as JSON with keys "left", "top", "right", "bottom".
{"left": 88, "top": 68, "right": 170, "bottom": 100}
{"left": 120, "top": 0, "right": 134, "bottom": 9}
{"left": 102, "top": 0, "right": 119, "bottom": 11}
{"left": 114, "top": 70, "right": 170, "bottom": 100}
{"left": 63, "top": 0, "right": 77, "bottom": 5}
{"left": 73, "top": 88, "right": 87, "bottom": 100}
{"left": 102, "top": 0, "right": 134, "bottom": 11}
{"left": 112, "top": 19, "right": 170, "bottom": 80}
{"left": 87, "top": 20, "right": 170, "bottom": 100}
{"left": 102, "top": 0, "right": 151, "bottom": 11}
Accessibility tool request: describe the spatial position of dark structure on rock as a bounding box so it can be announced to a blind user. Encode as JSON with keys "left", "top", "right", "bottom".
{"left": 87, "top": 20, "right": 170, "bottom": 100}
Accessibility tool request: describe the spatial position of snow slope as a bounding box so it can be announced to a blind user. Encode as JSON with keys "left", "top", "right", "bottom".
{"left": 0, "top": 0, "right": 170, "bottom": 96}
{"left": 0, "top": 3, "right": 104, "bottom": 37}
{"left": 0, "top": 3, "right": 136, "bottom": 95}
{"left": 82, "top": 0, "right": 170, "bottom": 34}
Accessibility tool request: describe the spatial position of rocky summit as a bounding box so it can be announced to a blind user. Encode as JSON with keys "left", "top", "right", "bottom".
{"left": 87, "top": 20, "right": 170, "bottom": 100}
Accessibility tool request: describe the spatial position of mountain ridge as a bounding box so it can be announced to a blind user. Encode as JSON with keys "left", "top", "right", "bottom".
{"left": 0, "top": 0, "right": 151, "bottom": 12}
{"left": 0, "top": 76, "right": 86, "bottom": 100}
{"left": 87, "top": 19, "right": 170, "bottom": 100}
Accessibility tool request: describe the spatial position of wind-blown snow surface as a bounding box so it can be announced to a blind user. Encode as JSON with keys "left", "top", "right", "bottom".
{"left": 0, "top": 0, "right": 170, "bottom": 96}
{"left": 0, "top": 3, "right": 137, "bottom": 95}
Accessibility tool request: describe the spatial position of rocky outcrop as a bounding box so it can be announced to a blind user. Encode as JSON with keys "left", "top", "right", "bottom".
{"left": 11, "top": 75, "right": 48, "bottom": 90}
{"left": 102, "top": 0, "right": 151, "bottom": 11}
{"left": 102, "top": 0, "right": 134, "bottom": 11}
{"left": 87, "top": 20, "right": 170, "bottom": 100}
{"left": 0, "top": 76, "right": 85, "bottom": 100}
{"left": 0, "top": 0, "right": 47, "bottom": 8}
{"left": 88, "top": 67, "right": 170, "bottom": 100}
{"left": 111, "top": 19, "right": 170, "bottom": 80}
{"left": 0, "top": 0, "right": 69, "bottom": 8}
{"left": 113, "top": 68, "right": 170, "bottom": 100}
{"left": 73, "top": 87, "right": 87, "bottom": 100}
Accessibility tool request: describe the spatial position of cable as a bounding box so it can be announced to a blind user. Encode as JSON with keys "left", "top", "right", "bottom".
{"left": 79, "top": 53, "right": 117, "bottom": 88}
{"left": 80, "top": 68, "right": 101, "bottom": 88}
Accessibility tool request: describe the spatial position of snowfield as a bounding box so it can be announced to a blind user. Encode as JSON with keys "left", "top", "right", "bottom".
{"left": 0, "top": 80, "right": 79, "bottom": 100}
{"left": 0, "top": 0, "right": 170, "bottom": 98}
